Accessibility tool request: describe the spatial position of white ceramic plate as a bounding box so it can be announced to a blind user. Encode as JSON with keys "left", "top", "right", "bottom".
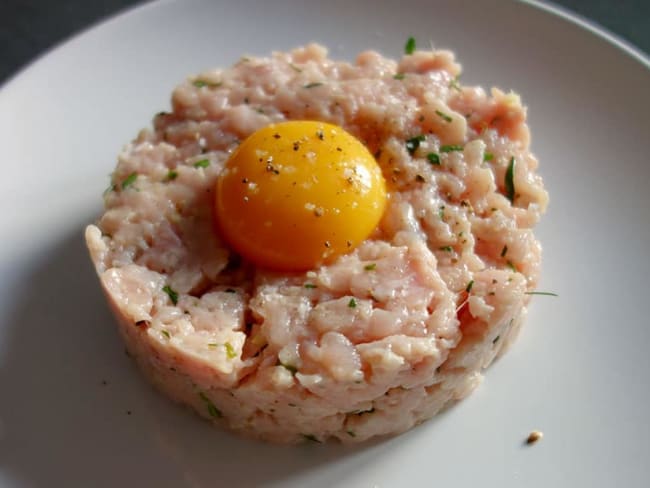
{"left": 1, "top": 1, "right": 648, "bottom": 486}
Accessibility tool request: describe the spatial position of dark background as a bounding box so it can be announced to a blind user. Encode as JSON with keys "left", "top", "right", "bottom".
{"left": 0, "top": 0, "right": 648, "bottom": 84}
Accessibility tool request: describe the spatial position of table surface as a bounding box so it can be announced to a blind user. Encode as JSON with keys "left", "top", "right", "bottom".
{"left": 1, "top": 0, "right": 648, "bottom": 84}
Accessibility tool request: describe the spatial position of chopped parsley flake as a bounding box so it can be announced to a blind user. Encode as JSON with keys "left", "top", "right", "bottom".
{"left": 427, "top": 152, "right": 440, "bottom": 165}
{"left": 348, "top": 298, "right": 357, "bottom": 308}
{"left": 405, "top": 36, "right": 416, "bottom": 55}
{"left": 465, "top": 280, "right": 475, "bottom": 293}
{"left": 193, "top": 79, "right": 221, "bottom": 88}
{"left": 440, "top": 144, "right": 463, "bottom": 153}
{"left": 364, "top": 263, "right": 377, "bottom": 271}
{"left": 121, "top": 173, "right": 138, "bottom": 190}
{"left": 393, "top": 73, "right": 405, "bottom": 80}
{"left": 193, "top": 159, "right": 210, "bottom": 168}
{"left": 501, "top": 245, "right": 508, "bottom": 257}
{"left": 161, "top": 330, "right": 170, "bottom": 339}
{"left": 304, "top": 283, "right": 317, "bottom": 289}
{"left": 103, "top": 180, "right": 116, "bottom": 195}
{"left": 279, "top": 361, "right": 297, "bottom": 374}
{"left": 346, "top": 430, "right": 356, "bottom": 437}
{"left": 162, "top": 285, "right": 179, "bottom": 305}
{"left": 302, "top": 434, "right": 321, "bottom": 443}
{"left": 506, "top": 260, "right": 517, "bottom": 272}
{"left": 492, "top": 335, "right": 500, "bottom": 344}
{"left": 224, "top": 342, "right": 237, "bottom": 359}
{"left": 199, "top": 392, "right": 222, "bottom": 418}
{"left": 165, "top": 169, "right": 178, "bottom": 181}
{"left": 449, "top": 75, "right": 461, "bottom": 92}
{"left": 405, "top": 135, "right": 425, "bottom": 155}
{"left": 303, "top": 82, "right": 323, "bottom": 89}
{"left": 484, "top": 152, "right": 494, "bottom": 162}
{"left": 505, "top": 156, "right": 516, "bottom": 202}
{"left": 438, "top": 205, "right": 445, "bottom": 219}
{"left": 435, "top": 110, "right": 452, "bottom": 123}
{"left": 289, "top": 63, "right": 302, "bottom": 73}
{"left": 439, "top": 246, "right": 453, "bottom": 252}
{"left": 525, "top": 291, "right": 559, "bottom": 297}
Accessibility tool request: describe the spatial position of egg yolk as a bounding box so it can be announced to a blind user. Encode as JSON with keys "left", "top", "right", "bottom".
{"left": 215, "top": 121, "right": 387, "bottom": 271}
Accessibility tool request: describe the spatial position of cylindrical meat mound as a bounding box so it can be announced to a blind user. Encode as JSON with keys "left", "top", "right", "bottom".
{"left": 85, "top": 44, "right": 548, "bottom": 443}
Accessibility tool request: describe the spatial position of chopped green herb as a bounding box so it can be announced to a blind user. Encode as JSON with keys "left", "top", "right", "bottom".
{"left": 161, "top": 330, "right": 171, "bottom": 339}
{"left": 506, "top": 260, "right": 517, "bottom": 272}
{"left": 438, "top": 205, "right": 445, "bottom": 219}
{"left": 348, "top": 298, "right": 357, "bottom": 308}
{"left": 393, "top": 73, "right": 406, "bottom": 80}
{"left": 465, "top": 280, "right": 474, "bottom": 293}
{"left": 162, "top": 285, "right": 179, "bottom": 305}
{"left": 121, "top": 172, "right": 138, "bottom": 190}
{"left": 199, "top": 392, "right": 222, "bottom": 418}
{"left": 207, "top": 343, "right": 218, "bottom": 348}
{"left": 448, "top": 75, "right": 461, "bottom": 92}
{"left": 302, "top": 434, "right": 321, "bottom": 443}
{"left": 165, "top": 169, "right": 178, "bottom": 181}
{"left": 505, "top": 156, "right": 516, "bottom": 202}
{"left": 346, "top": 430, "right": 356, "bottom": 438}
{"left": 484, "top": 152, "right": 494, "bottom": 162}
{"left": 224, "top": 342, "right": 237, "bottom": 359}
{"left": 103, "top": 180, "right": 116, "bottom": 195}
{"left": 492, "top": 335, "right": 500, "bottom": 344}
{"left": 364, "top": 263, "right": 377, "bottom": 271}
{"left": 405, "top": 135, "right": 425, "bottom": 155}
{"left": 279, "top": 361, "right": 297, "bottom": 374}
{"left": 435, "top": 110, "right": 452, "bottom": 123}
{"left": 440, "top": 144, "right": 463, "bottom": 153}
{"left": 304, "top": 283, "right": 317, "bottom": 289}
{"left": 439, "top": 246, "right": 453, "bottom": 252}
{"left": 289, "top": 63, "right": 302, "bottom": 73}
{"left": 501, "top": 245, "right": 508, "bottom": 257}
{"left": 525, "top": 291, "right": 559, "bottom": 297}
{"left": 427, "top": 152, "right": 440, "bottom": 165}
{"left": 303, "top": 82, "right": 323, "bottom": 89}
{"left": 193, "top": 159, "right": 210, "bottom": 168}
{"left": 405, "top": 36, "right": 416, "bottom": 55}
{"left": 193, "top": 79, "right": 221, "bottom": 88}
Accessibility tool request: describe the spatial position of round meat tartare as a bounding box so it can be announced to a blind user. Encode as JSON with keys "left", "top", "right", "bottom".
{"left": 85, "top": 43, "right": 548, "bottom": 443}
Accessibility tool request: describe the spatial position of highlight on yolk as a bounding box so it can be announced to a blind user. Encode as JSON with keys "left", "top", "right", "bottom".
{"left": 215, "top": 120, "right": 387, "bottom": 271}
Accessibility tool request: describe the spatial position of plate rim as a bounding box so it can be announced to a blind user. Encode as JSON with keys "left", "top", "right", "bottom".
{"left": 0, "top": 0, "right": 648, "bottom": 95}
{"left": 523, "top": 0, "right": 649, "bottom": 67}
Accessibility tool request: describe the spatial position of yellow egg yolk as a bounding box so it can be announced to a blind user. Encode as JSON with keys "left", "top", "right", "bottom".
{"left": 215, "top": 121, "right": 387, "bottom": 271}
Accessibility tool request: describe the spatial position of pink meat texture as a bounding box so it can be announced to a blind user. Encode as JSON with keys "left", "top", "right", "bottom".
{"left": 86, "top": 44, "right": 548, "bottom": 443}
